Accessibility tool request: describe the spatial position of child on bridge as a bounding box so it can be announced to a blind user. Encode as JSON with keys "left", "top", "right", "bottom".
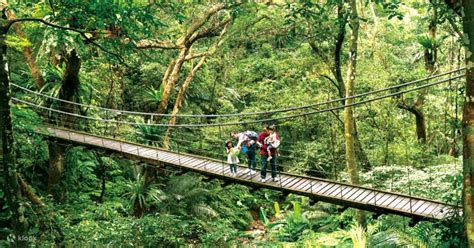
{"left": 226, "top": 140, "right": 239, "bottom": 176}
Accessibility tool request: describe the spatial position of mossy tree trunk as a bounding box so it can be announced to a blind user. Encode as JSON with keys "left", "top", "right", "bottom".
{"left": 0, "top": 16, "right": 28, "bottom": 247}
{"left": 343, "top": 0, "right": 366, "bottom": 228}
{"left": 462, "top": 0, "right": 474, "bottom": 246}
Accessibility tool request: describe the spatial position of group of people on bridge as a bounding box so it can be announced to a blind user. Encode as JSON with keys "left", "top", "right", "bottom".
{"left": 226, "top": 124, "right": 280, "bottom": 182}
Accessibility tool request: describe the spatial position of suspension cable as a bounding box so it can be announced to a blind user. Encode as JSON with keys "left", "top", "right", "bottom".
{"left": 11, "top": 68, "right": 465, "bottom": 118}
{"left": 12, "top": 73, "right": 464, "bottom": 128}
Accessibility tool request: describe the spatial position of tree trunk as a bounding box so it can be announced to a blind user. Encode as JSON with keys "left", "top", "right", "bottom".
{"left": 156, "top": 47, "right": 190, "bottom": 117}
{"left": 343, "top": 0, "right": 365, "bottom": 228}
{"left": 47, "top": 49, "right": 81, "bottom": 202}
{"left": 47, "top": 141, "right": 66, "bottom": 202}
{"left": 0, "top": 23, "right": 28, "bottom": 247}
{"left": 164, "top": 56, "right": 207, "bottom": 148}
{"left": 332, "top": 5, "right": 371, "bottom": 170}
{"left": 59, "top": 49, "right": 81, "bottom": 128}
{"left": 369, "top": 1, "right": 378, "bottom": 57}
{"left": 5, "top": 9, "right": 44, "bottom": 89}
{"left": 334, "top": 3, "right": 347, "bottom": 101}
{"left": 462, "top": 0, "right": 474, "bottom": 245}
{"left": 397, "top": 99, "right": 427, "bottom": 143}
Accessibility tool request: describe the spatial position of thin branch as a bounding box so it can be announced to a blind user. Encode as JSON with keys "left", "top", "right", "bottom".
{"left": 329, "top": 110, "right": 344, "bottom": 126}
{"left": 320, "top": 74, "right": 339, "bottom": 89}
{"left": 134, "top": 39, "right": 184, "bottom": 49}
{"left": 447, "top": 16, "right": 462, "bottom": 38}
{"left": 7, "top": 18, "right": 127, "bottom": 64}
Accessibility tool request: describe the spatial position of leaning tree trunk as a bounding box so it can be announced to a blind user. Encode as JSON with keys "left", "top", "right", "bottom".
{"left": 5, "top": 9, "right": 44, "bottom": 89}
{"left": 0, "top": 21, "right": 28, "bottom": 247}
{"left": 462, "top": 0, "right": 474, "bottom": 246}
{"left": 47, "top": 49, "right": 81, "bottom": 202}
{"left": 156, "top": 47, "right": 190, "bottom": 118}
{"left": 343, "top": 0, "right": 365, "bottom": 228}
{"left": 164, "top": 55, "right": 207, "bottom": 148}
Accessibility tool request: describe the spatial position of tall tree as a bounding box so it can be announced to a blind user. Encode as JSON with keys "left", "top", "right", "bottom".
{"left": 462, "top": 0, "right": 474, "bottom": 245}
{"left": 163, "top": 21, "right": 230, "bottom": 148}
{"left": 0, "top": 13, "right": 28, "bottom": 247}
{"left": 5, "top": 9, "right": 44, "bottom": 89}
{"left": 343, "top": 0, "right": 365, "bottom": 227}
{"left": 306, "top": 2, "right": 371, "bottom": 169}
{"left": 397, "top": 1, "right": 440, "bottom": 143}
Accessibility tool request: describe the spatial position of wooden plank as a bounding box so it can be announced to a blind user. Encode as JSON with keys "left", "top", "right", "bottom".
{"left": 157, "top": 152, "right": 180, "bottom": 162}
{"left": 319, "top": 183, "right": 339, "bottom": 195}
{"left": 311, "top": 181, "right": 330, "bottom": 194}
{"left": 292, "top": 179, "right": 309, "bottom": 190}
{"left": 299, "top": 181, "right": 314, "bottom": 192}
{"left": 236, "top": 170, "right": 253, "bottom": 180}
{"left": 394, "top": 198, "right": 412, "bottom": 212}
{"left": 386, "top": 196, "right": 406, "bottom": 209}
{"left": 428, "top": 205, "right": 447, "bottom": 219}
{"left": 411, "top": 200, "right": 427, "bottom": 213}
{"left": 277, "top": 175, "right": 292, "bottom": 186}
{"left": 414, "top": 202, "right": 433, "bottom": 215}
{"left": 194, "top": 160, "right": 209, "bottom": 169}
{"left": 347, "top": 187, "right": 368, "bottom": 201}
{"left": 376, "top": 194, "right": 393, "bottom": 206}
{"left": 421, "top": 203, "right": 440, "bottom": 217}
{"left": 139, "top": 150, "right": 157, "bottom": 159}
{"left": 287, "top": 178, "right": 304, "bottom": 189}
{"left": 182, "top": 158, "right": 198, "bottom": 166}
{"left": 201, "top": 162, "right": 221, "bottom": 172}
{"left": 179, "top": 157, "right": 199, "bottom": 167}
{"left": 282, "top": 176, "right": 299, "bottom": 188}
{"left": 377, "top": 194, "right": 397, "bottom": 207}
{"left": 138, "top": 148, "right": 155, "bottom": 157}
{"left": 209, "top": 162, "right": 227, "bottom": 174}
{"left": 345, "top": 188, "right": 365, "bottom": 201}
{"left": 340, "top": 187, "right": 358, "bottom": 199}
{"left": 324, "top": 185, "right": 343, "bottom": 197}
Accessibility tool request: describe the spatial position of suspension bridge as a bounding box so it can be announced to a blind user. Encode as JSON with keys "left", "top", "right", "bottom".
{"left": 8, "top": 68, "right": 465, "bottom": 221}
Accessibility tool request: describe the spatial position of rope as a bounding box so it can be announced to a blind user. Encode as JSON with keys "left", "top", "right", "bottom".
{"left": 11, "top": 68, "right": 465, "bottom": 118}
{"left": 12, "top": 73, "right": 464, "bottom": 128}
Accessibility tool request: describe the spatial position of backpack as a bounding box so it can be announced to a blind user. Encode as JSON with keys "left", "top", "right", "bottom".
{"left": 244, "top": 130, "right": 258, "bottom": 141}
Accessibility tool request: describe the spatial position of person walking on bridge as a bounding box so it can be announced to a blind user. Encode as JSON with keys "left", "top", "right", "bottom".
{"left": 231, "top": 130, "right": 257, "bottom": 175}
{"left": 257, "top": 124, "right": 279, "bottom": 182}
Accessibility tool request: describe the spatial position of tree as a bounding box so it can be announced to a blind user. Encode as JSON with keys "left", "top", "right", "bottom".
{"left": 0, "top": 13, "right": 28, "bottom": 247}
{"left": 462, "top": 0, "right": 474, "bottom": 245}
{"left": 343, "top": 0, "right": 365, "bottom": 228}
{"left": 163, "top": 21, "right": 230, "bottom": 148}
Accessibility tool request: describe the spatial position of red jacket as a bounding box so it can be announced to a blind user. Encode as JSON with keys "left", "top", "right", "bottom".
{"left": 257, "top": 132, "right": 279, "bottom": 156}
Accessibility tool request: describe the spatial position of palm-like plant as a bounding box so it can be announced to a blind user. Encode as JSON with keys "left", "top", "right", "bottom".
{"left": 135, "top": 124, "right": 163, "bottom": 145}
{"left": 124, "top": 173, "right": 165, "bottom": 217}
{"left": 161, "top": 174, "right": 217, "bottom": 218}
{"left": 144, "top": 85, "right": 163, "bottom": 106}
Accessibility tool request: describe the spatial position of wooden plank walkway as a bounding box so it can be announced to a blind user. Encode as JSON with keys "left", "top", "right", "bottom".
{"left": 42, "top": 127, "right": 460, "bottom": 221}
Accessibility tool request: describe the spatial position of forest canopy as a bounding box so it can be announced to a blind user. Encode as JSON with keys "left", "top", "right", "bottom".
{"left": 1, "top": 0, "right": 473, "bottom": 247}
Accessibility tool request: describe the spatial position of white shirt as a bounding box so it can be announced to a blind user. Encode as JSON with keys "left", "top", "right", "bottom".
{"left": 226, "top": 147, "right": 240, "bottom": 164}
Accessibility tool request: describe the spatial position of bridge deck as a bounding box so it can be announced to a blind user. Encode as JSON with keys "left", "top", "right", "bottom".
{"left": 42, "top": 127, "right": 459, "bottom": 220}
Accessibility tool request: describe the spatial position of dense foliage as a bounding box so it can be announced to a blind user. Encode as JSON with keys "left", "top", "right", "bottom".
{"left": 0, "top": 0, "right": 468, "bottom": 247}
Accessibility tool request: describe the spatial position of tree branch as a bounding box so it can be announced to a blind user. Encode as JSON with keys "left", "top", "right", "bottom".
{"left": 447, "top": 16, "right": 462, "bottom": 38}
{"left": 7, "top": 18, "right": 127, "bottom": 64}
{"left": 134, "top": 39, "right": 184, "bottom": 49}
{"left": 320, "top": 74, "right": 339, "bottom": 89}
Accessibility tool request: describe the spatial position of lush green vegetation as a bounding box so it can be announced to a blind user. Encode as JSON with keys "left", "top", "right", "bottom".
{"left": 0, "top": 0, "right": 471, "bottom": 247}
